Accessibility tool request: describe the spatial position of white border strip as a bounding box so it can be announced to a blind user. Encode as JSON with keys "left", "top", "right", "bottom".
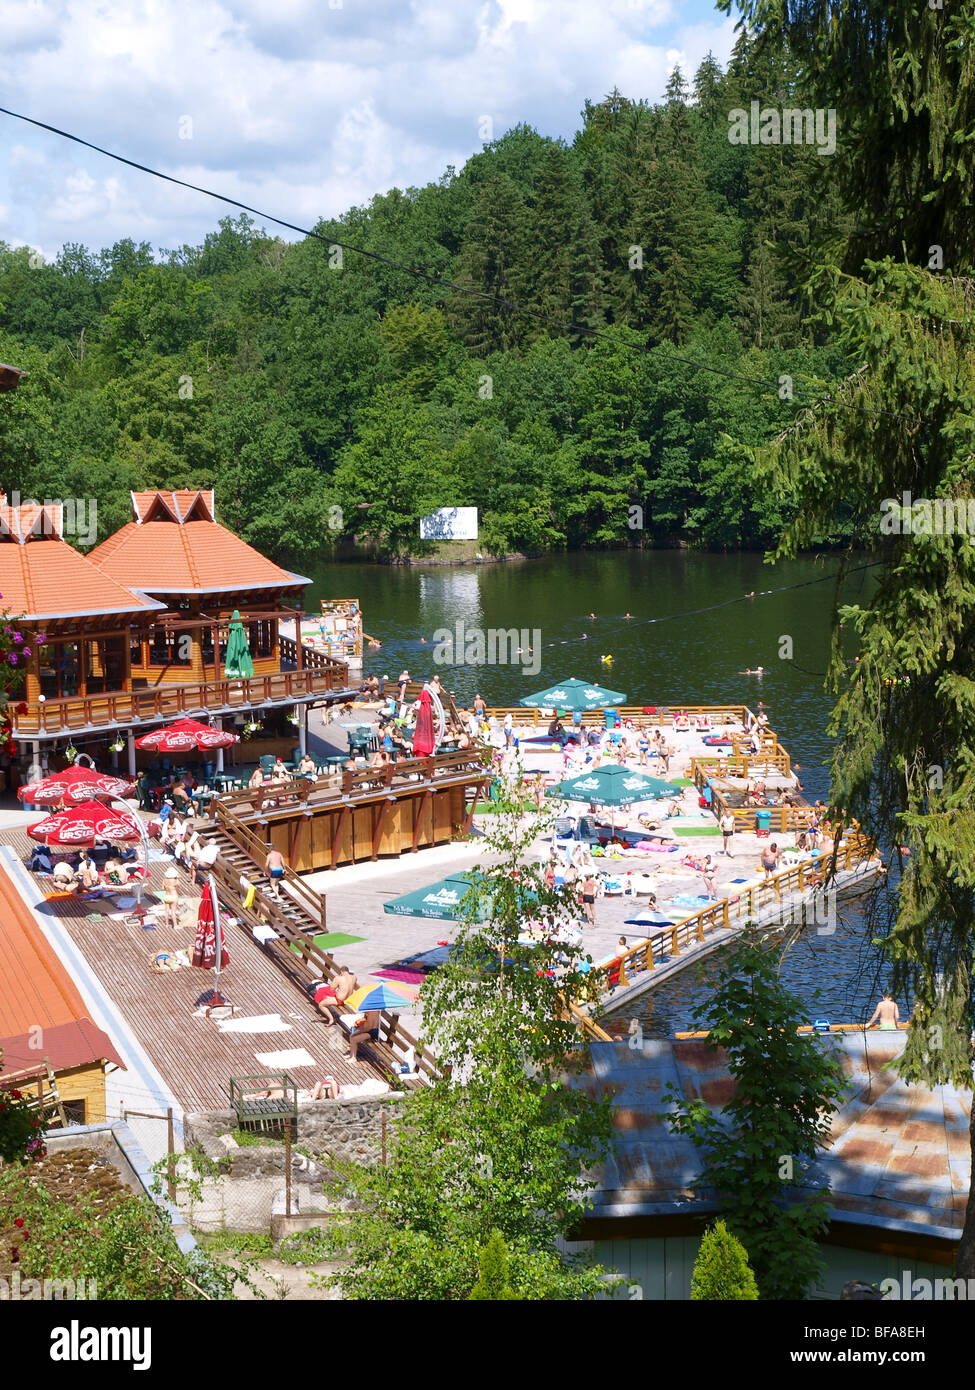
{"left": 2, "top": 846, "right": 184, "bottom": 1147}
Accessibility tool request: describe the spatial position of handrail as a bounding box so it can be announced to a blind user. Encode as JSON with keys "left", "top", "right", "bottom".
{"left": 563, "top": 996, "right": 613, "bottom": 1042}
{"left": 213, "top": 747, "right": 492, "bottom": 823}
{"left": 211, "top": 800, "right": 327, "bottom": 929}
{"left": 473, "top": 703, "right": 753, "bottom": 729}
{"left": 12, "top": 667, "right": 349, "bottom": 736}
{"left": 586, "top": 833, "right": 879, "bottom": 1005}
{"left": 200, "top": 852, "right": 439, "bottom": 1084}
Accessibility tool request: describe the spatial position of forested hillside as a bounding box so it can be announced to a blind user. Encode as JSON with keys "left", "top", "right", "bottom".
{"left": 0, "top": 33, "right": 853, "bottom": 563}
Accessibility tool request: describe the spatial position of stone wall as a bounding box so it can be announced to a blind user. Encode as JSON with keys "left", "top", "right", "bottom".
{"left": 186, "top": 1093, "right": 403, "bottom": 1166}
{"left": 178, "top": 1096, "right": 404, "bottom": 1234}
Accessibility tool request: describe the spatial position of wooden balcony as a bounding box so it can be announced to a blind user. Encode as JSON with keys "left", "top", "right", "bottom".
{"left": 13, "top": 666, "right": 349, "bottom": 738}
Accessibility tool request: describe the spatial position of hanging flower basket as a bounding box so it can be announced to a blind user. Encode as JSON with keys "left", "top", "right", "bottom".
{"left": 287, "top": 706, "right": 300, "bottom": 727}
{"left": 109, "top": 736, "right": 125, "bottom": 753}
{"left": 64, "top": 744, "right": 79, "bottom": 764}
{"left": 242, "top": 720, "right": 264, "bottom": 740}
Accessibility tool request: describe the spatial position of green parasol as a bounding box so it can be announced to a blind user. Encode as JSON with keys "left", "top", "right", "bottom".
{"left": 224, "top": 609, "right": 255, "bottom": 679}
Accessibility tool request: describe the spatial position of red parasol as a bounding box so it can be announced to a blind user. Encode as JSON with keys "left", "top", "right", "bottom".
{"left": 27, "top": 799, "right": 143, "bottom": 848}
{"left": 412, "top": 686, "right": 435, "bottom": 758}
{"left": 135, "top": 717, "right": 239, "bottom": 753}
{"left": 18, "top": 766, "right": 135, "bottom": 806}
{"left": 191, "top": 888, "right": 229, "bottom": 971}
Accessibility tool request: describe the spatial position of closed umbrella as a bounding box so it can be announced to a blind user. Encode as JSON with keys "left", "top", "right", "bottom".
{"left": 135, "top": 717, "right": 239, "bottom": 753}
{"left": 191, "top": 880, "right": 229, "bottom": 972}
{"left": 520, "top": 677, "right": 626, "bottom": 712}
{"left": 224, "top": 609, "right": 255, "bottom": 680}
{"left": 411, "top": 686, "right": 435, "bottom": 758}
{"left": 18, "top": 766, "right": 135, "bottom": 806}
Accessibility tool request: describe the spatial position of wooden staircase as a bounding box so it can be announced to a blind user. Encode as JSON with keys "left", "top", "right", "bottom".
{"left": 194, "top": 811, "right": 327, "bottom": 939}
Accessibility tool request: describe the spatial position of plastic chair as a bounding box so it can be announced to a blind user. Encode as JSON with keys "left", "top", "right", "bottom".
{"left": 604, "top": 708, "right": 619, "bottom": 729}
{"left": 259, "top": 755, "right": 276, "bottom": 776}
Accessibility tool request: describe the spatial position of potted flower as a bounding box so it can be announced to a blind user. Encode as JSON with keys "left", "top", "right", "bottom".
{"left": 287, "top": 706, "right": 300, "bottom": 728}
{"left": 109, "top": 734, "right": 125, "bottom": 753}
{"left": 64, "top": 743, "right": 78, "bottom": 764}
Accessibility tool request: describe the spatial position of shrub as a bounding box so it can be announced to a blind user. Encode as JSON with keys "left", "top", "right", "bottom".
{"left": 691, "top": 1220, "right": 759, "bottom": 1300}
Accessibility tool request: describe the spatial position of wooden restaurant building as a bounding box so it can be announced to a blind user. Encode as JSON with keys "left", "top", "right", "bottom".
{"left": 1, "top": 490, "right": 347, "bottom": 786}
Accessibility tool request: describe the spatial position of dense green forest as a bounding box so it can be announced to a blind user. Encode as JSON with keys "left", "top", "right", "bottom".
{"left": 0, "top": 32, "right": 853, "bottom": 564}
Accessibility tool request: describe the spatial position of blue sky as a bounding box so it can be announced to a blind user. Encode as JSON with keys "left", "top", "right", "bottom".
{"left": 0, "top": 0, "right": 737, "bottom": 262}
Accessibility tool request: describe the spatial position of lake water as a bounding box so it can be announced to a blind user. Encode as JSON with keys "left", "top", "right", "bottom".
{"left": 306, "top": 550, "right": 901, "bottom": 1033}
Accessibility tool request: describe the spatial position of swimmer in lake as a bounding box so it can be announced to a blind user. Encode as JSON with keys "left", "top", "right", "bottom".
{"left": 588, "top": 612, "right": 596, "bottom": 620}
{"left": 624, "top": 612, "right": 633, "bottom": 619}
{"left": 740, "top": 666, "right": 765, "bottom": 675}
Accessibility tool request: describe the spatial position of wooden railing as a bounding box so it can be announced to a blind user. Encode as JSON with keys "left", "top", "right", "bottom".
{"left": 563, "top": 997, "right": 613, "bottom": 1042}
{"left": 479, "top": 703, "right": 753, "bottom": 729}
{"left": 212, "top": 746, "right": 492, "bottom": 824}
{"left": 209, "top": 801, "right": 328, "bottom": 930}
{"left": 200, "top": 851, "right": 439, "bottom": 1085}
{"left": 279, "top": 633, "right": 349, "bottom": 678}
{"left": 690, "top": 744, "right": 793, "bottom": 784}
{"left": 13, "top": 668, "right": 348, "bottom": 736}
{"left": 585, "top": 833, "right": 879, "bottom": 1005}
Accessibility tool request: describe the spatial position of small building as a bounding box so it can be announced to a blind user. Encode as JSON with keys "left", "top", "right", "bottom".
{"left": 2, "top": 491, "right": 348, "bottom": 774}
{"left": 569, "top": 1033, "right": 970, "bottom": 1299}
{"left": 89, "top": 491, "right": 309, "bottom": 690}
{"left": 0, "top": 866, "right": 125, "bottom": 1124}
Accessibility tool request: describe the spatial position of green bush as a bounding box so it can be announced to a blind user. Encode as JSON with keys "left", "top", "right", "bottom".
{"left": 691, "top": 1220, "right": 760, "bottom": 1300}
{"left": 0, "top": 1086, "right": 46, "bottom": 1164}
{"left": 469, "top": 1230, "right": 518, "bottom": 1300}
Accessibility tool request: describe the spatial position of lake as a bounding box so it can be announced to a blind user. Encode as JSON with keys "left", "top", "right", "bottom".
{"left": 306, "top": 549, "right": 901, "bottom": 1033}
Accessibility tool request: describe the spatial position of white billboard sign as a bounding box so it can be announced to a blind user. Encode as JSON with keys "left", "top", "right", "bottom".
{"left": 419, "top": 507, "right": 478, "bottom": 541}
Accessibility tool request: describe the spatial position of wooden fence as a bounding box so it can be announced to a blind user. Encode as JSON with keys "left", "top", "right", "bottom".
{"left": 585, "top": 833, "right": 878, "bottom": 1006}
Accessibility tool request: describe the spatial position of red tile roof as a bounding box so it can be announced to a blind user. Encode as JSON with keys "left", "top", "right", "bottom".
{"left": 0, "top": 868, "right": 123, "bottom": 1074}
{"left": 0, "top": 1020, "right": 125, "bottom": 1078}
{"left": 0, "top": 505, "right": 164, "bottom": 621}
{"left": 90, "top": 491, "right": 309, "bottom": 594}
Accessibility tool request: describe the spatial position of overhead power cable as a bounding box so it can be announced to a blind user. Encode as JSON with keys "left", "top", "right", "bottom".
{"left": 0, "top": 104, "right": 921, "bottom": 424}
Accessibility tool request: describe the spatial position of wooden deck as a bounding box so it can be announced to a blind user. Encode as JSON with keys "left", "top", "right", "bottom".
{"left": 214, "top": 748, "right": 492, "bottom": 872}
{"left": 0, "top": 828, "right": 387, "bottom": 1111}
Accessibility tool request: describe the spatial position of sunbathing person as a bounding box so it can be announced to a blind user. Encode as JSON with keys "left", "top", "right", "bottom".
{"left": 52, "top": 858, "right": 77, "bottom": 889}
{"left": 309, "top": 1076, "right": 342, "bottom": 1100}
{"left": 312, "top": 965, "right": 358, "bottom": 1025}
{"left": 76, "top": 850, "right": 100, "bottom": 890}
{"left": 346, "top": 1009, "right": 381, "bottom": 1062}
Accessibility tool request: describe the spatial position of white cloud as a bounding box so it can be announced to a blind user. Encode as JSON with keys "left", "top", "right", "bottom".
{"left": 0, "top": 0, "right": 737, "bottom": 257}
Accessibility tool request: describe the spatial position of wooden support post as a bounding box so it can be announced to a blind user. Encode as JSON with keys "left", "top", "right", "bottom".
{"left": 285, "top": 1118, "right": 292, "bottom": 1218}
{"left": 371, "top": 796, "right": 395, "bottom": 860}
{"left": 167, "top": 1108, "right": 176, "bottom": 1201}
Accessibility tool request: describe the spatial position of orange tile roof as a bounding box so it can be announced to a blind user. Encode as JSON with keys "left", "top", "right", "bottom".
{"left": 90, "top": 491, "right": 309, "bottom": 594}
{"left": 0, "top": 867, "right": 93, "bottom": 1039}
{"left": 0, "top": 509, "right": 165, "bottom": 621}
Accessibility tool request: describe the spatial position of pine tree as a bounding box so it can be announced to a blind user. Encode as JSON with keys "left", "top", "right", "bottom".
{"left": 449, "top": 174, "right": 532, "bottom": 355}
{"left": 691, "top": 1220, "right": 760, "bottom": 1300}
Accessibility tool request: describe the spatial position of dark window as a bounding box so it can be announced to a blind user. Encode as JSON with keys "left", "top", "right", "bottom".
{"left": 61, "top": 1099, "right": 86, "bottom": 1125}
{"left": 39, "top": 641, "right": 80, "bottom": 700}
{"left": 149, "top": 628, "right": 191, "bottom": 667}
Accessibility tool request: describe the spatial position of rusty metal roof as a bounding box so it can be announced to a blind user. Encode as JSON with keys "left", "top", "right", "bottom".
{"left": 584, "top": 1033, "right": 970, "bottom": 1240}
